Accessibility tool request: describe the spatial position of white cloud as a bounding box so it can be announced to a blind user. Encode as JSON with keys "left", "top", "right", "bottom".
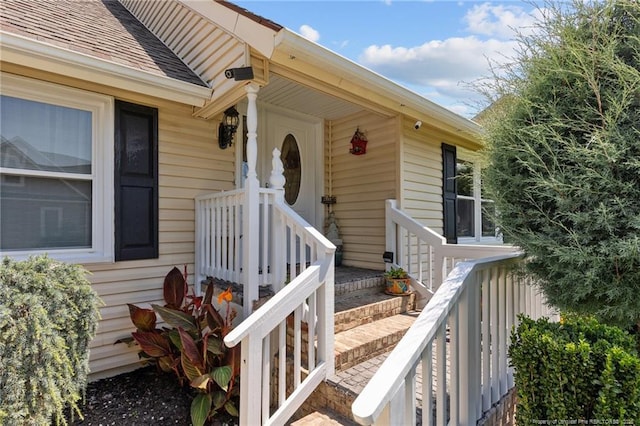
{"left": 359, "top": 36, "right": 518, "bottom": 100}
{"left": 464, "top": 2, "right": 538, "bottom": 39}
{"left": 356, "top": 2, "right": 543, "bottom": 116}
{"left": 299, "top": 24, "right": 320, "bottom": 42}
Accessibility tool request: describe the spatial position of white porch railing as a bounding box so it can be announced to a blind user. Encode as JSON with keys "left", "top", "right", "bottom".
{"left": 352, "top": 253, "right": 558, "bottom": 425}
{"left": 224, "top": 198, "right": 335, "bottom": 426}
{"left": 195, "top": 187, "right": 287, "bottom": 291}
{"left": 386, "top": 199, "right": 516, "bottom": 304}
{"left": 196, "top": 148, "right": 336, "bottom": 426}
{"left": 195, "top": 188, "right": 245, "bottom": 286}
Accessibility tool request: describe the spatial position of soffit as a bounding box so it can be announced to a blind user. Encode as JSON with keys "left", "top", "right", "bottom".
{"left": 259, "top": 74, "right": 365, "bottom": 121}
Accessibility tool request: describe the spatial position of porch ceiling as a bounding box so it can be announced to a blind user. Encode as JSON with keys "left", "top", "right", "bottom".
{"left": 259, "top": 74, "right": 368, "bottom": 121}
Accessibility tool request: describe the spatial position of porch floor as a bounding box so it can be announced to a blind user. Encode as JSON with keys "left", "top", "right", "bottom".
{"left": 335, "top": 265, "right": 384, "bottom": 285}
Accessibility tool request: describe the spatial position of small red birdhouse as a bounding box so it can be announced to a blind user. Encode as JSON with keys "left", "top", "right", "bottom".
{"left": 349, "top": 127, "right": 367, "bottom": 155}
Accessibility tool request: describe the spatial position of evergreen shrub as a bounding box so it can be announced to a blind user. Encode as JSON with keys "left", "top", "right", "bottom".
{"left": 481, "top": 0, "right": 640, "bottom": 328}
{"left": 509, "top": 314, "right": 640, "bottom": 424}
{"left": 0, "top": 255, "right": 102, "bottom": 425}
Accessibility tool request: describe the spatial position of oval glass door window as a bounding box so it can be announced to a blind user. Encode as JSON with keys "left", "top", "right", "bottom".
{"left": 281, "top": 133, "right": 301, "bottom": 205}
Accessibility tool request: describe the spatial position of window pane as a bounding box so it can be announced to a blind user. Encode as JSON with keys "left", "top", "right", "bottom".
{"left": 1, "top": 175, "right": 92, "bottom": 250}
{"left": 456, "top": 160, "right": 473, "bottom": 197}
{"left": 0, "top": 95, "right": 92, "bottom": 174}
{"left": 457, "top": 198, "right": 474, "bottom": 238}
{"left": 281, "top": 134, "right": 301, "bottom": 205}
{"left": 482, "top": 201, "right": 496, "bottom": 237}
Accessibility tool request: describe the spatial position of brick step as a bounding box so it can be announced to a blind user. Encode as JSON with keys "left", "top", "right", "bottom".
{"left": 287, "top": 407, "right": 358, "bottom": 426}
{"left": 334, "top": 311, "right": 418, "bottom": 371}
{"left": 295, "top": 351, "right": 394, "bottom": 423}
{"left": 335, "top": 273, "right": 386, "bottom": 298}
{"left": 335, "top": 291, "right": 416, "bottom": 333}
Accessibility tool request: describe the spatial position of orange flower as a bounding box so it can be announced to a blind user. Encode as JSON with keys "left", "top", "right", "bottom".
{"left": 217, "top": 287, "right": 233, "bottom": 304}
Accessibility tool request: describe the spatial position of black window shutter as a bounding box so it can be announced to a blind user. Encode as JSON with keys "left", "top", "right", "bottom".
{"left": 114, "top": 101, "right": 159, "bottom": 261}
{"left": 442, "top": 143, "right": 458, "bottom": 244}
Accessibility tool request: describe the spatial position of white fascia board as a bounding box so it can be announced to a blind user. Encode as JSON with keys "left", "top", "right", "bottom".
{"left": 177, "top": 0, "right": 278, "bottom": 58}
{"left": 274, "top": 29, "right": 482, "bottom": 136}
{"left": 0, "top": 31, "right": 212, "bottom": 106}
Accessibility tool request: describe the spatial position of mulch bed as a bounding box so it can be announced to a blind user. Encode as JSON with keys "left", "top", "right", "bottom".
{"left": 66, "top": 366, "right": 236, "bottom": 425}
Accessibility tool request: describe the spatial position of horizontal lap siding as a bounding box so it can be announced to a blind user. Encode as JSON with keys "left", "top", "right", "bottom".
{"left": 88, "top": 100, "right": 235, "bottom": 380}
{"left": 402, "top": 142, "right": 443, "bottom": 232}
{"left": 4, "top": 67, "right": 236, "bottom": 380}
{"left": 327, "top": 112, "right": 398, "bottom": 270}
{"left": 400, "top": 117, "right": 479, "bottom": 235}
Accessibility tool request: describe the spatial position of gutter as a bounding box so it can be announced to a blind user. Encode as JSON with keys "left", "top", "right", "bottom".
{"left": 0, "top": 32, "right": 213, "bottom": 106}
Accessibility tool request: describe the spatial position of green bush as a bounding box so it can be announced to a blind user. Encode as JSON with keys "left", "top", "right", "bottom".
{"left": 481, "top": 0, "right": 640, "bottom": 328}
{"left": 0, "top": 255, "right": 102, "bottom": 425}
{"left": 509, "top": 314, "right": 640, "bottom": 424}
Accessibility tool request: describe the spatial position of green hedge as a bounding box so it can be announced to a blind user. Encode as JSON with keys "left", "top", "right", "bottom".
{"left": 0, "top": 256, "right": 102, "bottom": 425}
{"left": 509, "top": 315, "right": 640, "bottom": 424}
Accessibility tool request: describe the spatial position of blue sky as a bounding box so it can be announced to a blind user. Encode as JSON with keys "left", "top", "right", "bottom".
{"left": 234, "top": 0, "right": 544, "bottom": 118}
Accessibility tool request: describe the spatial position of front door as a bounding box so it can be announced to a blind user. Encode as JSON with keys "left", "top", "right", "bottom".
{"left": 264, "top": 111, "right": 322, "bottom": 229}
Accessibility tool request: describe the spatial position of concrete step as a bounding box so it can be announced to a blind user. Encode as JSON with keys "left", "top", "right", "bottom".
{"left": 334, "top": 311, "right": 418, "bottom": 371}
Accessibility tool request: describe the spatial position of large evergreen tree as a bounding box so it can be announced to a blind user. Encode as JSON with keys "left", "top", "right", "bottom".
{"left": 481, "top": 0, "right": 640, "bottom": 327}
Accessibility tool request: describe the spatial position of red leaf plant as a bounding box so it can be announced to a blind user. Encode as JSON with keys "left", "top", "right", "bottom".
{"left": 116, "top": 266, "right": 239, "bottom": 426}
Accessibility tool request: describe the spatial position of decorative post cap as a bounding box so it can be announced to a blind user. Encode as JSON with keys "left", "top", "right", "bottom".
{"left": 269, "top": 148, "right": 286, "bottom": 190}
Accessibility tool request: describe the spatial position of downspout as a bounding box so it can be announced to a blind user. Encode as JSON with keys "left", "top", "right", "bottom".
{"left": 328, "top": 120, "right": 333, "bottom": 210}
{"left": 325, "top": 120, "right": 343, "bottom": 266}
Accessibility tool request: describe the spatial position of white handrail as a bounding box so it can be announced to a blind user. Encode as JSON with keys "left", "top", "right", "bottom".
{"left": 197, "top": 147, "right": 336, "bottom": 425}
{"left": 352, "top": 253, "right": 557, "bottom": 425}
{"left": 225, "top": 264, "right": 321, "bottom": 347}
{"left": 385, "top": 199, "right": 516, "bottom": 304}
{"left": 222, "top": 193, "right": 335, "bottom": 426}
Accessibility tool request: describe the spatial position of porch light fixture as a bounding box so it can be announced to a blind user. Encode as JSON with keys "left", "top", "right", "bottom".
{"left": 218, "top": 106, "right": 239, "bottom": 149}
{"left": 349, "top": 127, "right": 368, "bottom": 155}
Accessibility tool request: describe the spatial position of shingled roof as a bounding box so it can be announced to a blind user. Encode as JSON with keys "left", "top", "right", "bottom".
{"left": 0, "top": 0, "right": 207, "bottom": 87}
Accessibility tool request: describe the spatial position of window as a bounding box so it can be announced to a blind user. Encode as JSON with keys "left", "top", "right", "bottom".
{"left": 281, "top": 133, "right": 301, "bottom": 205}
{"left": 455, "top": 159, "right": 498, "bottom": 243}
{"left": 442, "top": 143, "right": 499, "bottom": 244}
{"left": 0, "top": 73, "right": 114, "bottom": 262}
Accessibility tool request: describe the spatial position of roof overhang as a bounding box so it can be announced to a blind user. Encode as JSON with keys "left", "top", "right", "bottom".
{"left": 272, "top": 29, "right": 482, "bottom": 139}
{"left": 0, "top": 31, "right": 213, "bottom": 106}
{"left": 178, "top": 0, "right": 280, "bottom": 58}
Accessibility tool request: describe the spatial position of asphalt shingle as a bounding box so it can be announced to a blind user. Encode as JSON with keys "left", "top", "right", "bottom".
{"left": 0, "top": 0, "right": 207, "bottom": 87}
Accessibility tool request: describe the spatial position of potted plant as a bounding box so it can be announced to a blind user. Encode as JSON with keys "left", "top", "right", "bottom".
{"left": 384, "top": 266, "right": 411, "bottom": 295}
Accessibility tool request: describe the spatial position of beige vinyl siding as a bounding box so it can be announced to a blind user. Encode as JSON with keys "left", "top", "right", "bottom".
{"left": 87, "top": 101, "right": 234, "bottom": 379}
{"left": 400, "top": 117, "right": 479, "bottom": 235}
{"left": 326, "top": 111, "right": 398, "bottom": 270}
{"left": 2, "top": 66, "right": 235, "bottom": 380}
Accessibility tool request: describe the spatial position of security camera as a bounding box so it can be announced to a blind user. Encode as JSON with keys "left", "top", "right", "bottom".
{"left": 224, "top": 67, "right": 254, "bottom": 81}
{"left": 414, "top": 120, "right": 422, "bottom": 130}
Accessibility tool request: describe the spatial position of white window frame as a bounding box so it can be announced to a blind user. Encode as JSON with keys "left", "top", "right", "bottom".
{"left": 0, "top": 73, "right": 114, "bottom": 263}
{"left": 457, "top": 151, "right": 501, "bottom": 244}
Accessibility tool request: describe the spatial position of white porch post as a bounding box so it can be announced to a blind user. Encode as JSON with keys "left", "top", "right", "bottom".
{"left": 243, "top": 83, "right": 260, "bottom": 318}
{"left": 385, "top": 200, "right": 397, "bottom": 272}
